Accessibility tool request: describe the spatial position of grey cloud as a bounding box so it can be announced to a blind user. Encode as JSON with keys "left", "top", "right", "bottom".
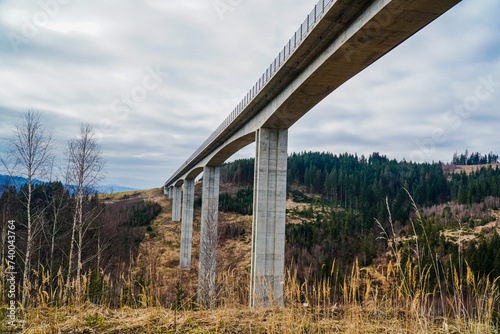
{"left": 0, "top": 0, "right": 499, "bottom": 189}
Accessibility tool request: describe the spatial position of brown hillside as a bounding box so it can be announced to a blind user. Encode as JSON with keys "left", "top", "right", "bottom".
{"left": 130, "top": 193, "right": 253, "bottom": 305}
{"left": 443, "top": 162, "right": 500, "bottom": 180}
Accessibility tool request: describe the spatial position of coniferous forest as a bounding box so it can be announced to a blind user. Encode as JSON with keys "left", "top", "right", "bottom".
{"left": 219, "top": 152, "right": 500, "bottom": 283}
{"left": 452, "top": 150, "right": 499, "bottom": 165}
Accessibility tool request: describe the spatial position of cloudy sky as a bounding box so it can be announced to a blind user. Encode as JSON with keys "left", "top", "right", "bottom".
{"left": 0, "top": 0, "right": 499, "bottom": 190}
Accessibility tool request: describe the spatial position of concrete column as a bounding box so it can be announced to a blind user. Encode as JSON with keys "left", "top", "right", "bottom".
{"left": 169, "top": 187, "right": 173, "bottom": 198}
{"left": 198, "top": 166, "right": 220, "bottom": 308}
{"left": 180, "top": 179, "right": 195, "bottom": 270}
{"left": 172, "top": 185, "right": 182, "bottom": 222}
{"left": 163, "top": 186, "right": 168, "bottom": 196}
{"left": 250, "top": 128, "right": 287, "bottom": 307}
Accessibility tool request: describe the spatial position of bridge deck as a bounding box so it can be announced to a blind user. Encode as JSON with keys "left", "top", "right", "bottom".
{"left": 165, "top": 0, "right": 461, "bottom": 187}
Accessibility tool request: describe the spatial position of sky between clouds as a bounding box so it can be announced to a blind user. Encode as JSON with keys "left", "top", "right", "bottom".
{"left": 0, "top": 0, "right": 499, "bottom": 190}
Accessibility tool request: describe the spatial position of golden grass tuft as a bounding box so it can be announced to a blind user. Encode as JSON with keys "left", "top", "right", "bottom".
{"left": 2, "top": 192, "right": 499, "bottom": 333}
{"left": 4, "top": 260, "right": 498, "bottom": 333}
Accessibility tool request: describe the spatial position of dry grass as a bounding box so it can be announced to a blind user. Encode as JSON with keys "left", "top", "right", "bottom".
{"left": 8, "top": 262, "right": 499, "bottom": 333}
{"left": 6, "top": 304, "right": 446, "bottom": 333}
{"left": 443, "top": 163, "right": 500, "bottom": 180}
{"left": 3, "top": 193, "right": 500, "bottom": 333}
{"left": 453, "top": 163, "right": 500, "bottom": 176}
{"left": 98, "top": 187, "right": 163, "bottom": 200}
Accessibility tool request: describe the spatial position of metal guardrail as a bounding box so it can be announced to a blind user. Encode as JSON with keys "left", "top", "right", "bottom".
{"left": 166, "top": 0, "right": 335, "bottom": 186}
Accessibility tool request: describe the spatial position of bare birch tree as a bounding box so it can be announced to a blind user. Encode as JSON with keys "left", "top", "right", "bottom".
{"left": 63, "top": 123, "right": 105, "bottom": 306}
{"left": 0, "top": 110, "right": 54, "bottom": 307}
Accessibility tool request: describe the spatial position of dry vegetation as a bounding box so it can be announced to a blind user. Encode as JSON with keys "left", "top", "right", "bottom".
{"left": 98, "top": 188, "right": 164, "bottom": 201}
{"left": 443, "top": 163, "right": 500, "bottom": 180}
{"left": 419, "top": 198, "right": 500, "bottom": 247}
{"left": 2, "top": 190, "right": 500, "bottom": 333}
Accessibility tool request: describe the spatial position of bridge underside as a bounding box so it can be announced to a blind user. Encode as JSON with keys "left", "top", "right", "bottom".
{"left": 165, "top": 0, "right": 461, "bottom": 308}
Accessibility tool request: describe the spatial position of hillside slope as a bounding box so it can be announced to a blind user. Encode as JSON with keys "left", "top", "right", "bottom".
{"left": 15, "top": 185, "right": 500, "bottom": 333}
{"left": 443, "top": 162, "right": 500, "bottom": 179}
{"left": 129, "top": 194, "right": 253, "bottom": 305}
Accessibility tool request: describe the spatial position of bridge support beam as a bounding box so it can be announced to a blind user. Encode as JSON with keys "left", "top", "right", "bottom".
{"left": 250, "top": 128, "right": 287, "bottom": 307}
{"left": 198, "top": 166, "right": 220, "bottom": 308}
{"left": 169, "top": 187, "right": 173, "bottom": 198}
{"left": 180, "top": 179, "right": 195, "bottom": 270}
{"left": 172, "top": 185, "right": 182, "bottom": 222}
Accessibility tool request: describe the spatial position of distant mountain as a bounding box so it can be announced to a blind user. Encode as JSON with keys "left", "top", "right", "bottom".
{"left": 95, "top": 184, "right": 138, "bottom": 194}
{"left": 0, "top": 175, "right": 137, "bottom": 195}
{"left": 0, "top": 174, "right": 44, "bottom": 191}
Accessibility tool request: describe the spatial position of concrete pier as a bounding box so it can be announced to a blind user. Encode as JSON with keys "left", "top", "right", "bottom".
{"left": 169, "top": 187, "right": 173, "bottom": 198}
{"left": 250, "top": 128, "right": 287, "bottom": 307}
{"left": 180, "top": 179, "right": 195, "bottom": 270}
{"left": 172, "top": 185, "right": 182, "bottom": 222}
{"left": 198, "top": 166, "right": 220, "bottom": 307}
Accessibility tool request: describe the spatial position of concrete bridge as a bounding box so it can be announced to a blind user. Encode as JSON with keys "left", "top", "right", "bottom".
{"left": 164, "top": 0, "right": 461, "bottom": 307}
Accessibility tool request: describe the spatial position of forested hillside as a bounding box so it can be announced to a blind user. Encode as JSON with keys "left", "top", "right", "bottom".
{"left": 220, "top": 151, "right": 500, "bottom": 217}
{"left": 218, "top": 151, "right": 500, "bottom": 282}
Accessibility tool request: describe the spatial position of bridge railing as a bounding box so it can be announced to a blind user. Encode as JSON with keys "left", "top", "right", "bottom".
{"left": 166, "top": 0, "right": 334, "bottom": 186}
